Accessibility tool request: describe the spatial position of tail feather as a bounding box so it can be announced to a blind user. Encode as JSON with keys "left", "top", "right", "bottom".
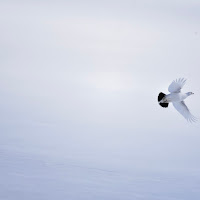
{"left": 158, "top": 92, "right": 166, "bottom": 102}
{"left": 159, "top": 103, "right": 169, "bottom": 108}
{"left": 158, "top": 92, "right": 168, "bottom": 108}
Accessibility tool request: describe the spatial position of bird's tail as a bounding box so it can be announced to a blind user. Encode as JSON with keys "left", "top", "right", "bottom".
{"left": 158, "top": 92, "right": 166, "bottom": 101}
{"left": 158, "top": 92, "right": 169, "bottom": 108}
{"left": 159, "top": 102, "right": 169, "bottom": 108}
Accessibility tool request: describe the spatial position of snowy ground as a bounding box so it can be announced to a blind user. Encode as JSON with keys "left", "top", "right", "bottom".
{"left": 1, "top": 125, "right": 200, "bottom": 200}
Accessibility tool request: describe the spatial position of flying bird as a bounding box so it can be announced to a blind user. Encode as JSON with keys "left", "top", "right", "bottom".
{"left": 158, "top": 78, "right": 197, "bottom": 122}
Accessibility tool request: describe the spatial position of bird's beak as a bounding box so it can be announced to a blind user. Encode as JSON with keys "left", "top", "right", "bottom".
{"left": 192, "top": 92, "right": 194, "bottom": 95}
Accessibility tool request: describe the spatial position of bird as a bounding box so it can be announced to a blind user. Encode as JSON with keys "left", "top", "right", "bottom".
{"left": 158, "top": 78, "right": 197, "bottom": 122}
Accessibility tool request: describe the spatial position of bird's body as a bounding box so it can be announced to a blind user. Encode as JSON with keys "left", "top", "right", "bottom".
{"left": 158, "top": 78, "right": 197, "bottom": 122}
{"left": 161, "top": 93, "right": 189, "bottom": 103}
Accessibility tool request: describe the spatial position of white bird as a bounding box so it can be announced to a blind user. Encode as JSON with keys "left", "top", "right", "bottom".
{"left": 158, "top": 78, "right": 197, "bottom": 122}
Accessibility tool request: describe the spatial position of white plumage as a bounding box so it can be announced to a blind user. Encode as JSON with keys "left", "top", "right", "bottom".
{"left": 158, "top": 78, "right": 197, "bottom": 122}
{"left": 168, "top": 78, "right": 186, "bottom": 93}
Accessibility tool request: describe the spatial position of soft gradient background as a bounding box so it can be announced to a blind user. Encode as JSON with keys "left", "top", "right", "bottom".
{"left": 1, "top": 1, "right": 200, "bottom": 199}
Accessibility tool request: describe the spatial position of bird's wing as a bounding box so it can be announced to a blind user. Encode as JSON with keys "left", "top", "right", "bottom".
{"left": 172, "top": 101, "right": 197, "bottom": 122}
{"left": 168, "top": 78, "right": 187, "bottom": 93}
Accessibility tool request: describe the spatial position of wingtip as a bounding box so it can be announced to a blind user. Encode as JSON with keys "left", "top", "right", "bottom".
{"left": 187, "top": 115, "right": 199, "bottom": 123}
{"left": 175, "top": 77, "right": 187, "bottom": 82}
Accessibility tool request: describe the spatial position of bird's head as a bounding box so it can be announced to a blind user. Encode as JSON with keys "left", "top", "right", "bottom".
{"left": 186, "top": 92, "right": 194, "bottom": 96}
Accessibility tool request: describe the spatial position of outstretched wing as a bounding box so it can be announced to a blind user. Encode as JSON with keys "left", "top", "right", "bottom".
{"left": 168, "top": 78, "right": 187, "bottom": 93}
{"left": 172, "top": 101, "right": 197, "bottom": 122}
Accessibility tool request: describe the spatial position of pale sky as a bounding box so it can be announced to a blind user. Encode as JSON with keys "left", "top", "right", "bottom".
{"left": 0, "top": 1, "right": 200, "bottom": 199}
